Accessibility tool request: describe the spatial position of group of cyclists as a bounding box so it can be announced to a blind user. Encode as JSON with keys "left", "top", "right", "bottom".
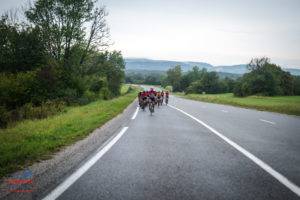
{"left": 138, "top": 88, "right": 169, "bottom": 114}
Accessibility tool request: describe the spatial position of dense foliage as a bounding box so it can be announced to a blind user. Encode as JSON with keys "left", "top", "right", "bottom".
{"left": 233, "top": 58, "right": 297, "bottom": 97}
{"left": 161, "top": 58, "right": 299, "bottom": 97}
{"left": 162, "top": 66, "right": 236, "bottom": 94}
{"left": 125, "top": 70, "right": 165, "bottom": 85}
{"left": 0, "top": 0, "right": 125, "bottom": 128}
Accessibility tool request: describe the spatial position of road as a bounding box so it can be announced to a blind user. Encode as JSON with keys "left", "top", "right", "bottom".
{"left": 42, "top": 94, "right": 300, "bottom": 200}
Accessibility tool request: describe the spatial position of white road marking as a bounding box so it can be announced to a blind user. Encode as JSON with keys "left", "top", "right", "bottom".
{"left": 131, "top": 107, "right": 139, "bottom": 120}
{"left": 260, "top": 119, "right": 276, "bottom": 125}
{"left": 42, "top": 127, "right": 129, "bottom": 200}
{"left": 168, "top": 104, "right": 300, "bottom": 197}
{"left": 221, "top": 110, "right": 228, "bottom": 113}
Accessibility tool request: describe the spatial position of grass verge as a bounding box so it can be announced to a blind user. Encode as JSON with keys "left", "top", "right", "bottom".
{"left": 0, "top": 88, "right": 138, "bottom": 178}
{"left": 175, "top": 93, "right": 300, "bottom": 116}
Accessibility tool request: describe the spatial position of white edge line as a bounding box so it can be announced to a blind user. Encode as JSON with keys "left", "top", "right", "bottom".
{"left": 168, "top": 104, "right": 300, "bottom": 197}
{"left": 260, "top": 119, "right": 276, "bottom": 125}
{"left": 42, "top": 127, "right": 129, "bottom": 200}
{"left": 131, "top": 107, "right": 139, "bottom": 120}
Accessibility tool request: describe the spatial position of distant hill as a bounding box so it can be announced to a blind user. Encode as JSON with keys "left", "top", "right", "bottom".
{"left": 125, "top": 58, "right": 213, "bottom": 72}
{"left": 285, "top": 68, "right": 300, "bottom": 76}
{"left": 125, "top": 58, "right": 300, "bottom": 76}
{"left": 125, "top": 68, "right": 241, "bottom": 80}
{"left": 210, "top": 64, "right": 249, "bottom": 74}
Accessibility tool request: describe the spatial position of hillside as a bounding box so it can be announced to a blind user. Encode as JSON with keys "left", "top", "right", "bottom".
{"left": 125, "top": 58, "right": 300, "bottom": 76}
{"left": 125, "top": 58, "right": 213, "bottom": 71}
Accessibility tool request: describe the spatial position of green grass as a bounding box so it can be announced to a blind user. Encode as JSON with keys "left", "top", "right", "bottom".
{"left": 175, "top": 93, "right": 300, "bottom": 116}
{"left": 0, "top": 89, "right": 138, "bottom": 178}
{"left": 120, "top": 84, "right": 130, "bottom": 95}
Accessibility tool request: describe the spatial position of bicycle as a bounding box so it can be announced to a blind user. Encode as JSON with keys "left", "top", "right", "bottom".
{"left": 149, "top": 100, "right": 155, "bottom": 115}
{"left": 157, "top": 97, "right": 161, "bottom": 108}
{"left": 140, "top": 98, "right": 147, "bottom": 111}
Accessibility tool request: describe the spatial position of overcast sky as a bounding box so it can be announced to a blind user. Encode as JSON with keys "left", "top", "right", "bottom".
{"left": 1, "top": 0, "right": 300, "bottom": 68}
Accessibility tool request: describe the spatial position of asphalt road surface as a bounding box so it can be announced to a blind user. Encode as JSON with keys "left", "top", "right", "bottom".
{"left": 42, "top": 94, "right": 300, "bottom": 200}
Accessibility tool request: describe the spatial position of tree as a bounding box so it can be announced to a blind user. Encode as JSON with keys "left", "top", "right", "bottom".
{"left": 247, "top": 57, "right": 270, "bottom": 71}
{"left": 0, "top": 15, "right": 46, "bottom": 73}
{"left": 25, "top": 0, "right": 109, "bottom": 68}
{"left": 80, "top": 7, "right": 110, "bottom": 64}
{"left": 294, "top": 76, "right": 300, "bottom": 95}
{"left": 86, "top": 51, "right": 125, "bottom": 96}
{"left": 234, "top": 57, "right": 294, "bottom": 96}
{"left": 180, "top": 66, "right": 202, "bottom": 91}
{"left": 166, "top": 65, "right": 182, "bottom": 92}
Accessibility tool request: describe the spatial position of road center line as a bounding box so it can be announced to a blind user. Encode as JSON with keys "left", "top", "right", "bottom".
{"left": 260, "top": 119, "right": 276, "bottom": 125}
{"left": 131, "top": 107, "right": 139, "bottom": 120}
{"left": 168, "top": 104, "right": 300, "bottom": 197}
{"left": 42, "top": 127, "right": 129, "bottom": 200}
{"left": 221, "top": 110, "right": 228, "bottom": 113}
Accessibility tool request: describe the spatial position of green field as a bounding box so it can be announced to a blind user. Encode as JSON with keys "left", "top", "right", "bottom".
{"left": 0, "top": 87, "right": 138, "bottom": 178}
{"left": 175, "top": 93, "right": 300, "bottom": 116}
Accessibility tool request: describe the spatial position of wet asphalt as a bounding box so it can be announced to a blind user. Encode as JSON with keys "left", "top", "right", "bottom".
{"left": 54, "top": 95, "right": 300, "bottom": 200}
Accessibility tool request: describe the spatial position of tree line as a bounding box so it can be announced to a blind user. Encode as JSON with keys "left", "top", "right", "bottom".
{"left": 125, "top": 70, "right": 165, "bottom": 85}
{"left": 161, "top": 57, "right": 300, "bottom": 96}
{"left": 0, "top": 0, "right": 125, "bottom": 128}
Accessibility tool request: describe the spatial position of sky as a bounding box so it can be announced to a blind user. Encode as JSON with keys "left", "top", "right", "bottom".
{"left": 1, "top": 0, "right": 300, "bottom": 68}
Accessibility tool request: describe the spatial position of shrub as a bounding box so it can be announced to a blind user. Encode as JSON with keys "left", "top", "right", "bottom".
{"left": 89, "top": 76, "right": 106, "bottom": 93}
{"left": 0, "top": 106, "right": 9, "bottom": 128}
{"left": 83, "top": 90, "right": 99, "bottom": 102}
{"left": 59, "top": 88, "right": 80, "bottom": 104}
{"left": 0, "top": 100, "right": 66, "bottom": 128}
{"left": 165, "top": 85, "right": 173, "bottom": 92}
{"left": 19, "top": 100, "right": 65, "bottom": 119}
{"left": 100, "top": 87, "right": 111, "bottom": 100}
{"left": 0, "top": 72, "right": 37, "bottom": 109}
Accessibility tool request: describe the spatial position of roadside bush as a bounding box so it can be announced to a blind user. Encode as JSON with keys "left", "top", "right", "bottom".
{"left": 100, "top": 87, "right": 111, "bottom": 100}
{"left": 83, "top": 90, "right": 99, "bottom": 102}
{"left": 0, "top": 100, "right": 66, "bottom": 128}
{"left": 19, "top": 101, "right": 65, "bottom": 119}
{"left": 165, "top": 85, "right": 173, "bottom": 92}
{"left": 59, "top": 88, "right": 80, "bottom": 105}
{"left": 127, "top": 86, "right": 133, "bottom": 93}
{"left": 89, "top": 77, "right": 106, "bottom": 93}
{"left": 0, "top": 72, "right": 37, "bottom": 109}
{"left": 186, "top": 81, "right": 202, "bottom": 94}
{"left": 0, "top": 106, "right": 9, "bottom": 128}
{"left": 76, "top": 97, "right": 90, "bottom": 105}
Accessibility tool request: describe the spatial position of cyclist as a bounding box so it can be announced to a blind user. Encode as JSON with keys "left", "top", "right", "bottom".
{"left": 157, "top": 92, "right": 162, "bottom": 107}
{"left": 140, "top": 91, "right": 148, "bottom": 110}
{"left": 165, "top": 91, "right": 169, "bottom": 105}
{"left": 148, "top": 91, "right": 156, "bottom": 113}
{"left": 138, "top": 91, "right": 142, "bottom": 106}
